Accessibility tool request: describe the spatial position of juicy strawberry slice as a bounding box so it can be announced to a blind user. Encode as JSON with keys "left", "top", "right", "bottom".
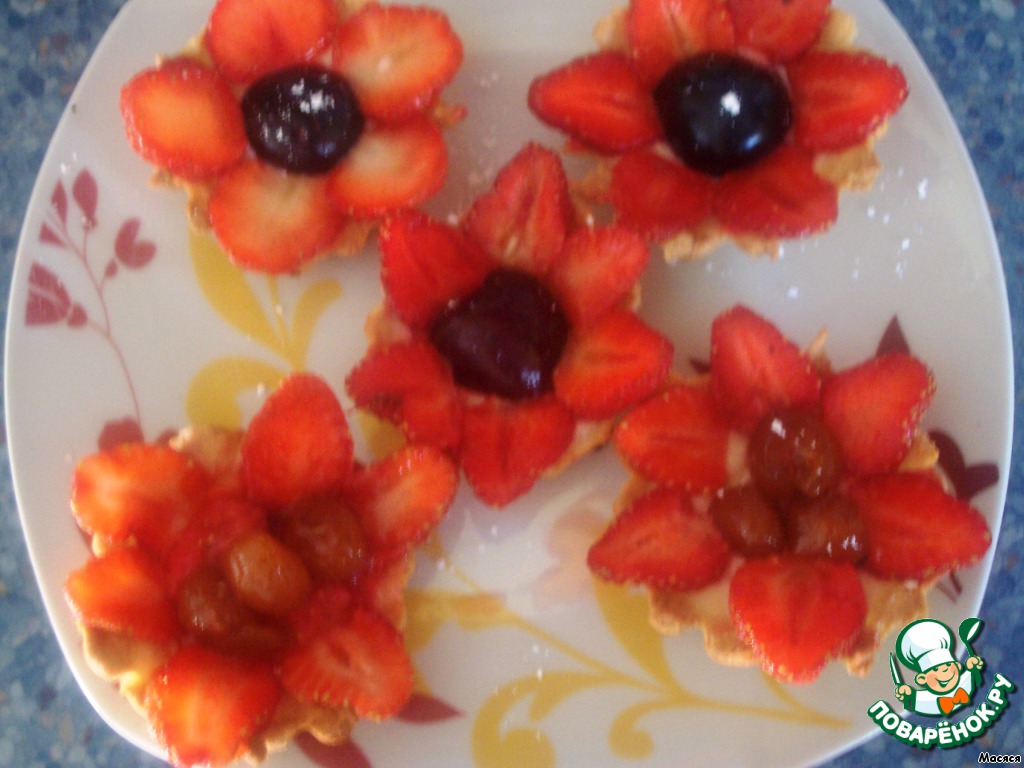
{"left": 846, "top": 473, "right": 991, "bottom": 580}
{"left": 146, "top": 645, "right": 281, "bottom": 768}
{"left": 712, "top": 144, "right": 838, "bottom": 239}
{"left": 346, "top": 340, "right": 463, "bottom": 451}
{"left": 120, "top": 57, "right": 246, "bottom": 181}
{"left": 358, "top": 551, "right": 413, "bottom": 629}
{"left": 613, "top": 383, "right": 731, "bottom": 490}
{"left": 627, "top": 0, "right": 736, "bottom": 85}
{"left": 347, "top": 445, "right": 458, "bottom": 548}
{"left": 205, "top": 0, "right": 337, "bottom": 83}
{"left": 587, "top": 488, "right": 731, "bottom": 589}
{"left": 554, "top": 308, "right": 673, "bottom": 420}
{"left": 527, "top": 52, "right": 662, "bottom": 153}
{"left": 609, "top": 149, "right": 715, "bottom": 241}
{"left": 328, "top": 116, "right": 447, "bottom": 218}
{"left": 280, "top": 603, "right": 414, "bottom": 719}
{"left": 709, "top": 304, "right": 821, "bottom": 429}
{"left": 460, "top": 395, "right": 575, "bottom": 507}
{"left": 65, "top": 548, "right": 178, "bottom": 643}
{"left": 820, "top": 352, "right": 934, "bottom": 475}
{"left": 787, "top": 51, "right": 909, "bottom": 151}
{"left": 729, "top": 555, "right": 867, "bottom": 683}
{"left": 463, "top": 143, "right": 573, "bottom": 275}
{"left": 241, "top": 374, "right": 354, "bottom": 509}
{"left": 208, "top": 159, "right": 346, "bottom": 273}
{"left": 380, "top": 211, "right": 493, "bottom": 329}
{"left": 726, "top": 0, "right": 830, "bottom": 62}
{"left": 333, "top": 3, "right": 462, "bottom": 121}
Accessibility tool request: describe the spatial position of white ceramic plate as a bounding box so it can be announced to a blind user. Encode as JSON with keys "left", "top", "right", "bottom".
{"left": 5, "top": 1, "right": 1012, "bottom": 766}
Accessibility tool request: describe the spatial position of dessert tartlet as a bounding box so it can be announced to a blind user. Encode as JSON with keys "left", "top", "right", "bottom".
{"left": 587, "top": 305, "right": 991, "bottom": 683}
{"left": 346, "top": 143, "right": 674, "bottom": 507}
{"left": 528, "top": 0, "right": 908, "bottom": 260}
{"left": 120, "top": 0, "right": 464, "bottom": 273}
{"left": 64, "top": 373, "right": 458, "bottom": 767}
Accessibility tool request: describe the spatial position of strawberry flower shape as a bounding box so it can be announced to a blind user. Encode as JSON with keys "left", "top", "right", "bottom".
{"left": 346, "top": 144, "right": 674, "bottom": 507}
{"left": 589, "top": 306, "right": 991, "bottom": 683}
{"left": 528, "top": 0, "right": 908, "bottom": 259}
{"left": 120, "top": 0, "right": 463, "bottom": 273}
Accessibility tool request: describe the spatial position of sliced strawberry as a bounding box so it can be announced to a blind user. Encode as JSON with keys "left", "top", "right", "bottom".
{"left": 627, "top": 0, "right": 736, "bottom": 85}
{"left": 554, "top": 308, "right": 672, "bottom": 420}
{"left": 327, "top": 116, "right": 447, "bottom": 218}
{"left": 587, "top": 488, "right": 731, "bottom": 589}
{"left": 333, "top": 3, "right": 462, "bottom": 121}
{"left": 241, "top": 374, "right": 354, "bottom": 509}
{"left": 145, "top": 645, "right": 281, "bottom": 768}
{"left": 729, "top": 555, "right": 867, "bottom": 683}
{"left": 460, "top": 395, "right": 575, "bottom": 507}
{"left": 357, "top": 552, "right": 413, "bottom": 629}
{"left": 820, "top": 352, "right": 933, "bottom": 475}
{"left": 787, "top": 51, "right": 909, "bottom": 151}
{"left": 346, "top": 340, "right": 463, "bottom": 451}
{"left": 726, "top": 0, "right": 830, "bottom": 62}
{"left": 709, "top": 304, "right": 820, "bottom": 429}
{"left": 527, "top": 52, "right": 662, "bottom": 153}
{"left": 205, "top": 0, "right": 337, "bottom": 83}
{"left": 608, "top": 149, "right": 715, "bottom": 241}
{"left": 280, "top": 602, "right": 414, "bottom": 719}
{"left": 463, "top": 143, "right": 573, "bottom": 275}
{"left": 65, "top": 548, "right": 178, "bottom": 643}
{"left": 712, "top": 144, "right": 838, "bottom": 239}
{"left": 208, "top": 159, "right": 346, "bottom": 273}
{"left": 546, "top": 225, "right": 649, "bottom": 329}
{"left": 846, "top": 473, "right": 991, "bottom": 581}
{"left": 120, "top": 57, "right": 246, "bottom": 181}
{"left": 347, "top": 444, "right": 458, "bottom": 548}
{"left": 613, "top": 383, "right": 731, "bottom": 490}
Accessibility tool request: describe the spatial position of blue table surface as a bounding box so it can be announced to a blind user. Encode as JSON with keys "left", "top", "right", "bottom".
{"left": 1, "top": 1, "right": 1021, "bottom": 766}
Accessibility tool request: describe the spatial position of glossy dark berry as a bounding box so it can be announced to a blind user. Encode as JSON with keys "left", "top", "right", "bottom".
{"left": 241, "top": 65, "right": 364, "bottom": 174}
{"left": 786, "top": 495, "right": 867, "bottom": 563}
{"left": 709, "top": 485, "right": 785, "bottom": 558}
{"left": 429, "top": 269, "right": 570, "bottom": 401}
{"left": 653, "top": 52, "right": 792, "bottom": 176}
{"left": 748, "top": 408, "right": 842, "bottom": 503}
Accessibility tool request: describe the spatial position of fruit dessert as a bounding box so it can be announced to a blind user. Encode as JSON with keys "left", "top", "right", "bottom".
{"left": 528, "top": 0, "right": 908, "bottom": 260}
{"left": 588, "top": 305, "right": 991, "bottom": 683}
{"left": 64, "top": 373, "right": 459, "bottom": 767}
{"left": 120, "top": 0, "right": 464, "bottom": 273}
{"left": 346, "top": 143, "right": 674, "bottom": 507}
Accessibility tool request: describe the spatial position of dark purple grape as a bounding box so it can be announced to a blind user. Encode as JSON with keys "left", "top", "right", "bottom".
{"left": 429, "top": 269, "right": 570, "bottom": 400}
{"left": 241, "top": 65, "right": 363, "bottom": 174}
{"left": 653, "top": 52, "right": 792, "bottom": 176}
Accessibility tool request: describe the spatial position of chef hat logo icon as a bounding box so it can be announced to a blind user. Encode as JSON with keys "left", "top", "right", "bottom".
{"left": 891, "top": 618, "right": 985, "bottom": 717}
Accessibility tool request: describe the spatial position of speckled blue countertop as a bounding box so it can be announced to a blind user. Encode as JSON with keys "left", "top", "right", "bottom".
{"left": 1, "top": 1, "right": 1022, "bottom": 766}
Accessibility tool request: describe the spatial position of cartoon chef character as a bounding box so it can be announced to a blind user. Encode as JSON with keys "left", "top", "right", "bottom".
{"left": 894, "top": 618, "right": 984, "bottom": 717}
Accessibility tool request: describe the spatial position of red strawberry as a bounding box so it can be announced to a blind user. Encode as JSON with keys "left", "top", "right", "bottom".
{"left": 208, "top": 159, "right": 346, "bottom": 273}
{"left": 713, "top": 144, "right": 838, "bottom": 239}
{"left": 120, "top": 57, "right": 246, "bottom": 181}
{"left": 65, "top": 548, "right": 178, "bottom": 643}
{"left": 332, "top": 3, "right": 463, "bottom": 121}
{"left": 846, "top": 473, "right": 991, "bottom": 580}
{"left": 145, "top": 645, "right": 281, "bottom": 767}
{"left": 587, "top": 488, "right": 731, "bottom": 589}
{"left": 346, "top": 340, "right": 463, "bottom": 451}
{"left": 327, "top": 116, "right": 448, "bottom": 218}
{"left": 357, "top": 551, "right": 413, "bottom": 629}
{"left": 820, "top": 352, "right": 934, "bottom": 475}
{"left": 613, "top": 383, "right": 731, "bottom": 490}
{"left": 527, "top": 52, "right": 662, "bottom": 153}
{"left": 347, "top": 445, "right": 458, "bottom": 548}
{"left": 627, "top": 0, "right": 736, "bottom": 85}
{"left": 205, "top": 0, "right": 337, "bottom": 83}
{"left": 460, "top": 395, "right": 575, "bottom": 507}
{"left": 241, "top": 374, "right": 354, "bottom": 509}
{"left": 726, "top": 0, "right": 830, "bottom": 62}
{"left": 709, "top": 304, "right": 820, "bottom": 429}
{"left": 463, "top": 143, "right": 573, "bottom": 274}
{"left": 787, "top": 51, "right": 909, "bottom": 151}
{"left": 554, "top": 308, "right": 673, "bottom": 420}
{"left": 729, "top": 555, "right": 867, "bottom": 683}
